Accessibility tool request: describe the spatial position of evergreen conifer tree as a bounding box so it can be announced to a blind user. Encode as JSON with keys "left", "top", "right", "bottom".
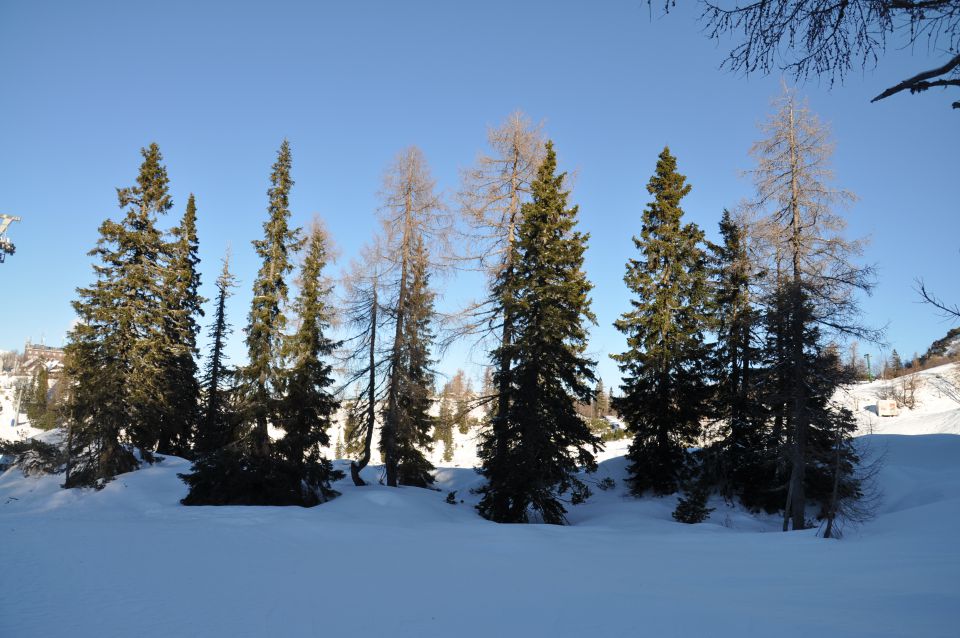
{"left": 377, "top": 147, "right": 445, "bottom": 487}
{"left": 241, "top": 139, "right": 303, "bottom": 459}
{"left": 435, "top": 394, "right": 456, "bottom": 463}
{"left": 181, "top": 141, "right": 313, "bottom": 506}
{"left": 890, "top": 350, "right": 903, "bottom": 376}
{"left": 745, "top": 90, "right": 875, "bottom": 530}
{"left": 476, "top": 141, "right": 600, "bottom": 525}
{"left": 24, "top": 367, "right": 47, "bottom": 425}
{"left": 612, "top": 147, "right": 711, "bottom": 496}
{"left": 195, "top": 252, "right": 237, "bottom": 457}
{"left": 391, "top": 237, "right": 437, "bottom": 487}
{"left": 156, "top": 194, "right": 204, "bottom": 456}
{"left": 708, "top": 210, "right": 766, "bottom": 500}
{"left": 275, "top": 221, "right": 343, "bottom": 503}
{"left": 64, "top": 143, "right": 173, "bottom": 487}
{"left": 592, "top": 379, "right": 609, "bottom": 418}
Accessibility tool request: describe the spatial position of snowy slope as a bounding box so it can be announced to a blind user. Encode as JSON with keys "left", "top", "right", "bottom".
{"left": 2, "top": 367, "right": 959, "bottom": 637}
{"left": 0, "top": 373, "right": 42, "bottom": 442}
{"left": 842, "top": 363, "right": 960, "bottom": 436}
{"left": 2, "top": 432, "right": 958, "bottom": 638}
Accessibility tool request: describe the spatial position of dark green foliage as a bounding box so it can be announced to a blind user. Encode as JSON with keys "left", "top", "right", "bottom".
{"left": 435, "top": 395, "right": 456, "bottom": 463}
{"left": 179, "top": 445, "right": 333, "bottom": 507}
{"left": 889, "top": 350, "right": 903, "bottom": 376}
{"left": 182, "top": 143, "right": 343, "bottom": 507}
{"left": 63, "top": 143, "right": 175, "bottom": 486}
{"left": 672, "top": 483, "right": 715, "bottom": 524}
{"left": 240, "top": 139, "right": 303, "bottom": 459}
{"left": 477, "top": 141, "right": 601, "bottom": 525}
{"left": 196, "top": 255, "right": 238, "bottom": 458}
{"left": 0, "top": 438, "right": 67, "bottom": 477}
{"left": 342, "top": 402, "right": 367, "bottom": 460}
{"left": 612, "top": 147, "right": 711, "bottom": 496}
{"left": 445, "top": 490, "right": 458, "bottom": 505}
{"left": 275, "top": 223, "right": 343, "bottom": 502}
{"left": 24, "top": 367, "right": 56, "bottom": 429}
{"left": 156, "top": 194, "right": 205, "bottom": 456}
{"left": 592, "top": 378, "right": 610, "bottom": 418}
{"left": 391, "top": 238, "right": 437, "bottom": 488}
{"left": 745, "top": 284, "right": 864, "bottom": 521}
{"left": 706, "top": 210, "right": 767, "bottom": 500}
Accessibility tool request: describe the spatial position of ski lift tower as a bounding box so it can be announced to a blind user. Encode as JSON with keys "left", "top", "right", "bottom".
{"left": 0, "top": 214, "right": 22, "bottom": 263}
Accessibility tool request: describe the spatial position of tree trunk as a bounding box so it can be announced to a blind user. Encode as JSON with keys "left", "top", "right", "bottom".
{"left": 351, "top": 282, "right": 378, "bottom": 487}
{"left": 822, "top": 422, "right": 843, "bottom": 539}
{"left": 384, "top": 201, "right": 412, "bottom": 487}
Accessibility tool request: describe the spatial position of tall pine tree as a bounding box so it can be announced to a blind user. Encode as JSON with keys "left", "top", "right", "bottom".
{"left": 181, "top": 141, "right": 310, "bottom": 506}
{"left": 156, "top": 193, "right": 204, "bottom": 456}
{"left": 195, "top": 251, "right": 237, "bottom": 457}
{"left": 377, "top": 147, "right": 445, "bottom": 487}
{"left": 241, "top": 139, "right": 303, "bottom": 459}
{"left": 391, "top": 237, "right": 437, "bottom": 487}
{"left": 64, "top": 143, "right": 173, "bottom": 487}
{"left": 477, "top": 141, "right": 600, "bottom": 525}
{"left": 707, "top": 210, "right": 766, "bottom": 501}
{"left": 276, "top": 221, "right": 343, "bottom": 503}
{"left": 612, "top": 147, "right": 711, "bottom": 496}
{"left": 746, "top": 89, "right": 875, "bottom": 530}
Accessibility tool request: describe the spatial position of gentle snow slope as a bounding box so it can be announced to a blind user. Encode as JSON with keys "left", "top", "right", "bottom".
{"left": 845, "top": 363, "right": 960, "bottom": 436}
{"left": 2, "top": 432, "right": 959, "bottom": 638}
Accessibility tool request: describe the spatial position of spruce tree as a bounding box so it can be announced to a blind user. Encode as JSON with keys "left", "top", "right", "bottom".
{"left": 241, "top": 139, "right": 302, "bottom": 459}
{"left": 156, "top": 193, "right": 204, "bottom": 456}
{"left": 477, "top": 141, "right": 600, "bottom": 525}
{"left": 890, "top": 350, "right": 903, "bottom": 377}
{"left": 391, "top": 237, "right": 437, "bottom": 487}
{"left": 592, "top": 379, "right": 609, "bottom": 418}
{"left": 377, "top": 147, "right": 445, "bottom": 487}
{"left": 181, "top": 141, "right": 308, "bottom": 506}
{"left": 746, "top": 89, "right": 875, "bottom": 530}
{"left": 195, "top": 252, "right": 237, "bottom": 457}
{"left": 24, "top": 367, "right": 47, "bottom": 425}
{"left": 275, "top": 221, "right": 343, "bottom": 503}
{"left": 435, "top": 394, "right": 456, "bottom": 463}
{"left": 612, "top": 147, "right": 711, "bottom": 496}
{"left": 121, "top": 144, "right": 177, "bottom": 459}
{"left": 64, "top": 143, "right": 172, "bottom": 487}
{"left": 708, "top": 210, "right": 766, "bottom": 501}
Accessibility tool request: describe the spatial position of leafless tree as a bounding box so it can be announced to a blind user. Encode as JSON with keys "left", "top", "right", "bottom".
{"left": 456, "top": 112, "right": 545, "bottom": 439}
{"left": 916, "top": 277, "right": 960, "bottom": 319}
{"left": 376, "top": 147, "right": 448, "bottom": 487}
{"left": 337, "top": 242, "right": 389, "bottom": 486}
{"left": 822, "top": 426, "right": 884, "bottom": 538}
{"left": 747, "top": 87, "right": 879, "bottom": 531}
{"left": 653, "top": 1, "right": 960, "bottom": 109}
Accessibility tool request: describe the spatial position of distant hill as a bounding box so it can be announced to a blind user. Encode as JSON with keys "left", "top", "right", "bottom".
{"left": 921, "top": 327, "right": 960, "bottom": 364}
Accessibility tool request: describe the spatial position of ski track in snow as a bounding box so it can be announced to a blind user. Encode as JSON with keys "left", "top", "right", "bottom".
{"left": 1, "top": 365, "right": 959, "bottom": 637}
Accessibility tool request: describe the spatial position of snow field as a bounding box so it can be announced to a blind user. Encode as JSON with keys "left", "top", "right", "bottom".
{"left": 1, "top": 364, "right": 958, "bottom": 636}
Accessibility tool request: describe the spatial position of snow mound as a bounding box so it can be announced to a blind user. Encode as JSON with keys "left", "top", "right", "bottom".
{"left": 1, "top": 430, "right": 958, "bottom": 637}
{"left": 841, "top": 363, "right": 960, "bottom": 436}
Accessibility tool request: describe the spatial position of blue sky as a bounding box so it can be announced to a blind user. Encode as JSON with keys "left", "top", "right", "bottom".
{"left": 1, "top": 0, "right": 957, "bottom": 387}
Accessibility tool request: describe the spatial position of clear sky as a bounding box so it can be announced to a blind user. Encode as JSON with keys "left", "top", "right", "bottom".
{"left": 1, "top": 0, "right": 957, "bottom": 388}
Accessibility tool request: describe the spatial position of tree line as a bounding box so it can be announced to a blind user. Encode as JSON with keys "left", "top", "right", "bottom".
{"left": 8, "top": 91, "right": 876, "bottom": 533}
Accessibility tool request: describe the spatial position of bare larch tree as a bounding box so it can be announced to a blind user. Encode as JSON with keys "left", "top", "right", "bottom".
{"left": 457, "top": 111, "right": 545, "bottom": 457}
{"left": 747, "top": 87, "right": 877, "bottom": 530}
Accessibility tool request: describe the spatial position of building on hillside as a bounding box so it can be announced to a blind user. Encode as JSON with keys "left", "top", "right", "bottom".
{"left": 18, "top": 341, "right": 65, "bottom": 378}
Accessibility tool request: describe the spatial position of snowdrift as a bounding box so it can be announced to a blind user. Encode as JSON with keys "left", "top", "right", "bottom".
{"left": 1, "top": 365, "right": 957, "bottom": 636}
{"left": 1, "top": 431, "right": 958, "bottom": 637}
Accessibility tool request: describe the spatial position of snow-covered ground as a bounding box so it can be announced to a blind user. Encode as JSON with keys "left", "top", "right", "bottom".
{"left": 1, "top": 366, "right": 958, "bottom": 637}
{"left": 0, "top": 375, "right": 42, "bottom": 443}
{"left": 843, "top": 363, "right": 960, "bottom": 436}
